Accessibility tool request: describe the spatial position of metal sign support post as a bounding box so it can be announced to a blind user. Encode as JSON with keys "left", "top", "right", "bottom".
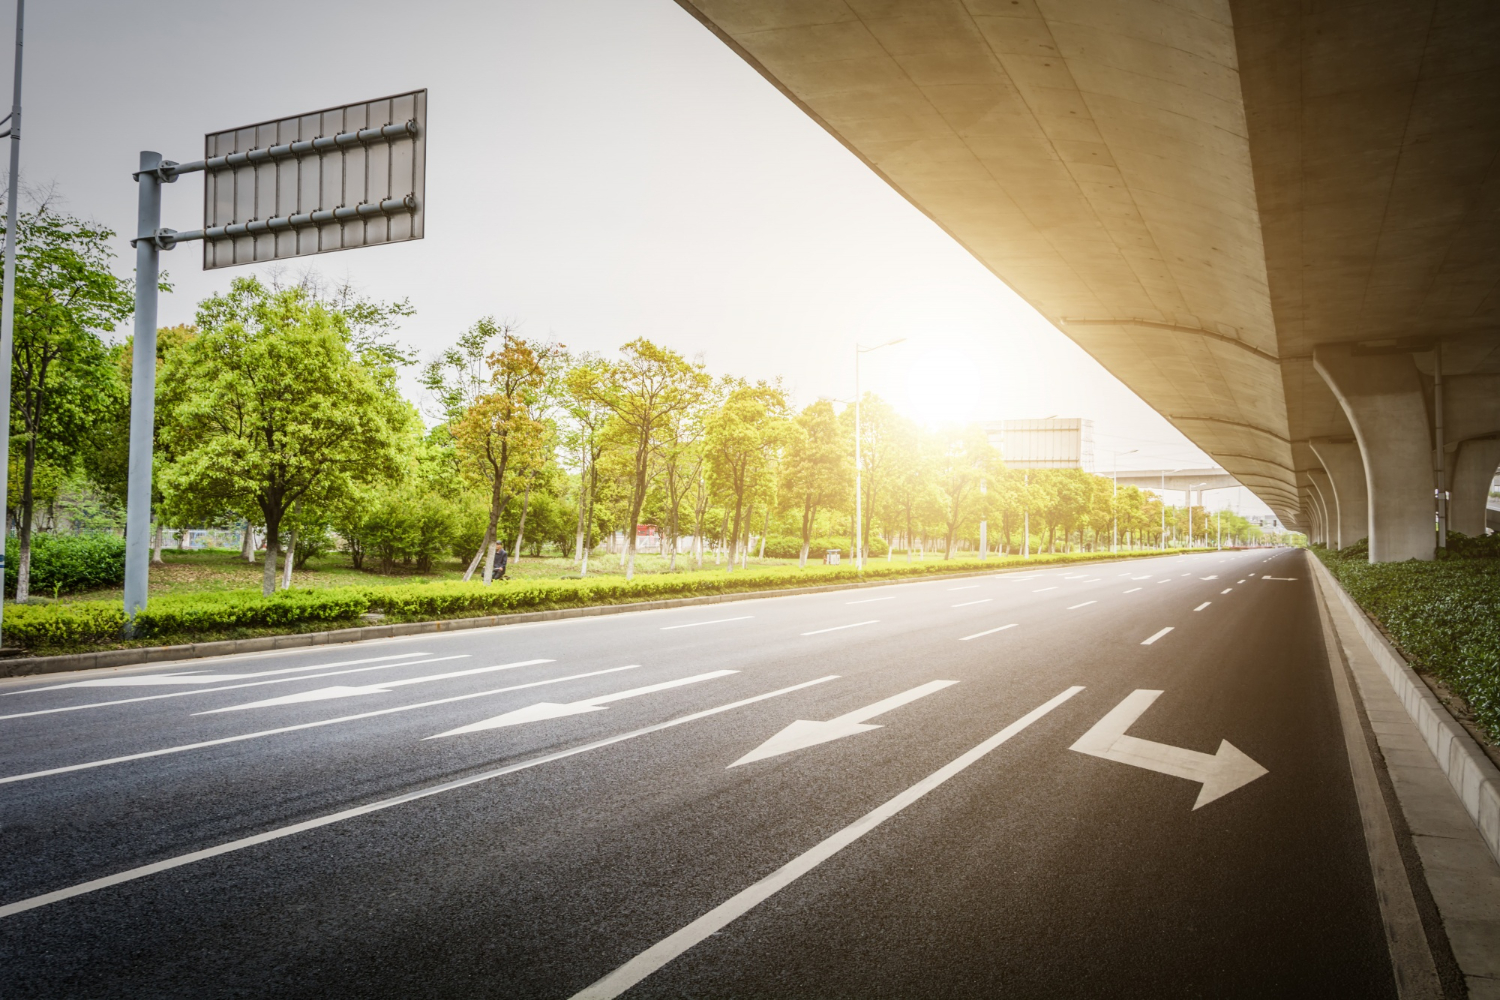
{"left": 0, "top": 0, "right": 23, "bottom": 646}
{"left": 123, "top": 151, "right": 167, "bottom": 624}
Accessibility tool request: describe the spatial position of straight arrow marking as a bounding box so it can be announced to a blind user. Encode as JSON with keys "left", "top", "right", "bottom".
{"left": 199, "top": 659, "right": 557, "bottom": 713}
{"left": 1070, "top": 690, "right": 1267, "bottom": 809}
{"left": 427, "top": 670, "right": 737, "bottom": 738}
{"left": 729, "top": 679, "right": 958, "bottom": 766}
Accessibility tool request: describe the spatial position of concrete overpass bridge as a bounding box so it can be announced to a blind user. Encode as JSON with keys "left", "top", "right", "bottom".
{"left": 677, "top": 0, "right": 1500, "bottom": 560}
{"left": 1112, "top": 467, "right": 1240, "bottom": 507}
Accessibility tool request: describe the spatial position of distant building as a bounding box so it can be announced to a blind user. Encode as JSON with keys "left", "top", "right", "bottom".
{"left": 985, "top": 418, "right": 1094, "bottom": 472}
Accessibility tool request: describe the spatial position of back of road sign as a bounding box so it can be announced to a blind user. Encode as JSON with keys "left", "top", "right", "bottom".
{"left": 201, "top": 89, "right": 425, "bottom": 269}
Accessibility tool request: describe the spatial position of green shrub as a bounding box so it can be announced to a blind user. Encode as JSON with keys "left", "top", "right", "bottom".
{"left": 761, "top": 536, "right": 887, "bottom": 559}
{"left": 1317, "top": 548, "right": 1500, "bottom": 740}
{"left": 5, "top": 533, "right": 126, "bottom": 597}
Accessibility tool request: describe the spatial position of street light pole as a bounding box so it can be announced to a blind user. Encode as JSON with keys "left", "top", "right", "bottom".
{"left": 0, "top": 0, "right": 23, "bottom": 648}
{"left": 853, "top": 337, "right": 903, "bottom": 571}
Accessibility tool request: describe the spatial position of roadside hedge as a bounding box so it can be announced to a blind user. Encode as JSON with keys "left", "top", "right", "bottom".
{"left": 5, "top": 533, "right": 126, "bottom": 598}
{"left": 5, "top": 547, "right": 1208, "bottom": 656}
{"left": 1316, "top": 543, "right": 1500, "bottom": 740}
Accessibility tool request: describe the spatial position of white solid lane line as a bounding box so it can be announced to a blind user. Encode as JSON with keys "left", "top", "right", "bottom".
{"left": 427, "top": 670, "right": 739, "bottom": 737}
{"left": 1067, "top": 601, "right": 1096, "bottom": 610}
{"left": 568, "top": 685, "right": 1087, "bottom": 1000}
{"left": 1141, "top": 627, "right": 1175, "bottom": 645}
{"left": 958, "top": 624, "right": 1018, "bottom": 641}
{"left": 1194, "top": 602, "right": 1211, "bottom": 611}
{"left": 6, "top": 652, "right": 435, "bottom": 694}
{"left": 1124, "top": 587, "right": 1142, "bottom": 594}
{"left": 730, "top": 680, "right": 959, "bottom": 766}
{"left": 952, "top": 599, "right": 991, "bottom": 608}
{"left": 660, "top": 617, "right": 753, "bottom": 631}
{"left": 801, "top": 620, "right": 879, "bottom": 636}
{"left": 1033, "top": 587, "right": 1057, "bottom": 592}
{"left": 0, "top": 675, "right": 840, "bottom": 920}
{"left": 0, "top": 665, "right": 643, "bottom": 786}
{"left": 845, "top": 596, "right": 896, "bottom": 605}
{"left": 198, "top": 659, "right": 557, "bottom": 713}
{"left": 0, "top": 656, "right": 474, "bottom": 722}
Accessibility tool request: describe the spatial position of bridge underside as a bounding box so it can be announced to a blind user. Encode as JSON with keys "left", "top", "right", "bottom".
{"left": 678, "top": 0, "right": 1500, "bottom": 559}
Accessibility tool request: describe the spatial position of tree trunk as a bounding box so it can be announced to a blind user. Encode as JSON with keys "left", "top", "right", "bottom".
{"left": 514, "top": 478, "right": 533, "bottom": 562}
{"left": 242, "top": 522, "right": 255, "bottom": 562}
{"left": 152, "top": 523, "right": 165, "bottom": 566}
{"left": 282, "top": 515, "right": 298, "bottom": 590}
{"left": 758, "top": 508, "right": 770, "bottom": 560}
{"left": 261, "top": 515, "right": 281, "bottom": 597}
{"left": 15, "top": 439, "right": 36, "bottom": 604}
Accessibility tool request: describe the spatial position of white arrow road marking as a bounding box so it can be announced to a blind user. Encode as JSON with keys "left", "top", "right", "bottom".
{"left": 198, "top": 659, "right": 556, "bottom": 713}
{"left": 728, "top": 680, "right": 958, "bottom": 767}
{"left": 8, "top": 652, "right": 434, "bottom": 693}
{"left": 0, "top": 655, "right": 473, "bottom": 721}
{"left": 1141, "top": 627, "right": 1174, "bottom": 645}
{"left": 0, "top": 665, "right": 642, "bottom": 786}
{"left": 1070, "top": 690, "right": 1267, "bottom": 809}
{"left": 426, "top": 670, "right": 737, "bottom": 738}
{"left": 959, "top": 624, "right": 1018, "bottom": 641}
{"left": 659, "top": 617, "right": 752, "bottom": 631}
{"left": 0, "top": 675, "right": 838, "bottom": 921}
{"left": 569, "top": 685, "right": 1085, "bottom": 1000}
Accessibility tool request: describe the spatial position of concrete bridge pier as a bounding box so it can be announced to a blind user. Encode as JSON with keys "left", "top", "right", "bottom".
{"left": 1311, "top": 439, "right": 1370, "bottom": 552}
{"left": 1307, "top": 468, "right": 1340, "bottom": 549}
{"left": 1451, "top": 438, "right": 1500, "bottom": 538}
{"left": 1315, "top": 345, "right": 1434, "bottom": 562}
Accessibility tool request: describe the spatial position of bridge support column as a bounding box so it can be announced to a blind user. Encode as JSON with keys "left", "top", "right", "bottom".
{"left": 1311, "top": 439, "right": 1369, "bottom": 550}
{"left": 1451, "top": 437, "right": 1500, "bottom": 537}
{"left": 1314, "top": 345, "right": 1433, "bottom": 561}
{"left": 1308, "top": 468, "right": 1339, "bottom": 548}
{"left": 1302, "top": 489, "right": 1324, "bottom": 545}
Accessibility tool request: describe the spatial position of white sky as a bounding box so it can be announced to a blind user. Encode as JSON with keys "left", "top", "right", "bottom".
{"left": 6, "top": 0, "right": 1267, "bottom": 515}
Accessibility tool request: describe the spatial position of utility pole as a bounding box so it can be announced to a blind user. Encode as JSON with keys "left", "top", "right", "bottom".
{"left": 0, "top": 0, "right": 24, "bottom": 648}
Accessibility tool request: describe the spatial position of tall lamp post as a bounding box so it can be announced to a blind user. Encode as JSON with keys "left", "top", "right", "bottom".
{"left": 1159, "top": 469, "right": 1178, "bottom": 550}
{"left": 854, "top": 337, "right": 904, "bottom": 571}
{"left": 1111, "top": 448, "right": 1137, "bottom": 552}
{"left": 0, "top": 0, "right": 23, "bottom": 648}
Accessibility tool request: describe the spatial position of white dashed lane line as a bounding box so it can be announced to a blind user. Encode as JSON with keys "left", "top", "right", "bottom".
{"left": 1194, "top": 602, "right": 1211, "bottom": 611}
{"left": 1124, "top": 588, "right": 1142, "bottom": 594}
{"left": 959, "top": 624, "right": 1018, "bottom": 641}
{"left": 1067, "top": 602, "right": 1096, "bottom": 610}
{"left": 1140, "top": 627, "right": 1174, "bottom": 645}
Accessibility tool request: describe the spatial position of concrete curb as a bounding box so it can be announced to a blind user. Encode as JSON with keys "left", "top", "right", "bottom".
{"left": 0, "top": 560, "right": 1097, "bottom": 680}
{"left": 1308, "top": 551, "right": 1500, "bottom": 868}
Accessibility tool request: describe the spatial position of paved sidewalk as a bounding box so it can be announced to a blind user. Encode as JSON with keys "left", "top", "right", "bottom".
{"left": 1323, "top": 582, "right": 1500, "bottom": 999}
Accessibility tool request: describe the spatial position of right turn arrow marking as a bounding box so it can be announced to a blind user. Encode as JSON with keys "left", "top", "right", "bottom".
{"left": 1070, "top": 690, "right": 1267, "bottom": 809}
{"left": 729, "top": 680, "right": 958, "bottom": 767}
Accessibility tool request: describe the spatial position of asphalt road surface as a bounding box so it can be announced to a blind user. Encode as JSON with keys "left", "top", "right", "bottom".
{"left": 0, "top": 549, "right": 1405, "bottom": 998}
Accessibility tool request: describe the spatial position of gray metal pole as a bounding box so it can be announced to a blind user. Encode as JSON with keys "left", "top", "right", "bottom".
{"left": 853, "top": 345, "right": 862, "bottom": 572}
{"left": 123, "top": 151, "right": 162, "bottom": 624}
{"left": 0, "top": 0, "right": 23, "bottom": 645}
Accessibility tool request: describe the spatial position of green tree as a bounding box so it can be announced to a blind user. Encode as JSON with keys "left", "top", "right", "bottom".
{"left": 706, "top": 381, "right": 787, "bottom": 570}
{"left": 159, "top": 278, "right": 410, "bottom": 595}
{"left": 782, "top": 399, "right": 852, "bottom": 567}
{"left": 4, "top": 209, "right": 134, "bottom": 602}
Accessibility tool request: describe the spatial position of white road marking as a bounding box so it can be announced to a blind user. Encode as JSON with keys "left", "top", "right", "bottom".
{"left": 427, "top": 671, "right": 737, "bottom": 737}
{"left": 1238, "top": 579, "right": 1247, "bottom": 584}
{"left": 660, "top": 617, "right": 753, "bottom": 631}
{"left": 0, "top": 665, "right": 643, "bottom": 786}
{"left": 7, "top": 652, "right": 435, "bottom": 694}
{"left": 1033, "top": 587, "right": 1057, "bottom": 592}
{"left": 951, "top": 599, "right": 992, "bottom": 608}
{"left": 198, "top": 659, "right": 557, "bottom": 713}
{"left": 1262, "top": 576, "right": 1298, "bottom": 581}
{"left": 1132, "top": 575, "right": 1151, "bottom": 580}
{"left": 801, "top": 620, "right": 878, "bottom": 636}
{"left": 0, "top": 656, "right": 474, "bottom": 721}
{"left": 1070, "top": 689, "right": 1267, "bottom": 809}
{"left": 1067, "top": 601, "right": 1096, "bottom": 610}
{"left": 845, "top": 596, "right": 896, "bottom": 605}
{"left": 1194, "top": 602, "right": 1211, "bottom": 611}
{"left": 1221, "top": 588, "right": 1233, "bottom": 594}
{"left": 947, "top": 585, "right": 980, "bottom": 591}
{"left": 1157, "top": 579, "right": 1171, "bottom": 584}
{"left": 958, "top": 624, "right": 1018, "bottom": 641}
{"left": 0, "top": 675, "right": 839, "bottom": 920}
{"left": 1081, "top": 578, "right": 1101, "bottom": 582}
{"left": 1124, "top": 587, "right": 1142, "bottom": 594}
{"left": 1200, "top": 575, "right": 1218, "bottom": 580}
{"left": 568, "top": 686, "right": 1086, "bottom": 1000}
{"left": 1181, "top": 573, "right": 1191, "bottom": 577}
{"left": 730, "top": 680, "right": 958, "bottom": 766}
{"left": 1141, "top": 627, "right": 1174, "bottom": 645}
{"left": 1062, "top": 575, "right": 1087, "bottom": 580}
